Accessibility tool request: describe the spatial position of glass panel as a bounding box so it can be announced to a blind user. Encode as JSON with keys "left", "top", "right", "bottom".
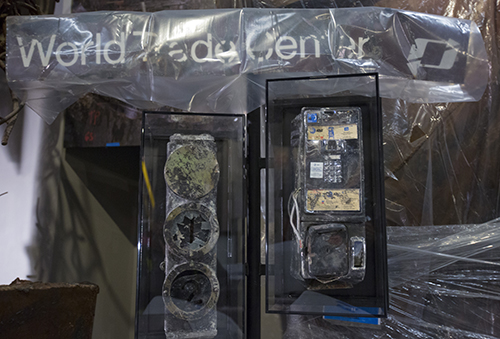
{"left": 137, "top": 112, "right": 246, "bottom": 338}
{"left": 266, "top": 74, "right": 387, "bottom": 317}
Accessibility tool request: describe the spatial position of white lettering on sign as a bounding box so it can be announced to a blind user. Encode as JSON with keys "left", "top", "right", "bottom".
{"left": 55, "top": 42, "right": 78, "bottom": 67}
{"left": 275, "top": 36, "right": 297, "bottom": 60}
{"left": 17, "top": 35, "right": 55, "bottom": 67}
{"left": 168, "top": 42, "right": 188, "bottom": 62}
{"left": 103, "top": 32, "right": 126, "bottom": 64}
{"left": 214, "top": 40, "right": 237, "bottom": 63}
{"left": 191, "top": 33, "right": 213, "bottom": 63}
{"left": 13, "top": 31, "right": 383, "bottom": 68}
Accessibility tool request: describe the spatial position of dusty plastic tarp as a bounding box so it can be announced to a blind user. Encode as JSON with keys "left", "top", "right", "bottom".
{"left": 253, "top": 0, "right": 377, "bottom": 7}
{"left": 280, "top": 220, "right": 500, "bottom": 338}
{"left": 377, "top": 0, "right": 500, "bottom": 227}
{"left": 6, "top": 8, "right": 488, "bottom": 123}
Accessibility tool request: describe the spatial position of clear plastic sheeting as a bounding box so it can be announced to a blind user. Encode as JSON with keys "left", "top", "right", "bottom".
{"left": 252, "top": 0, "right": 376, "bottom": 8}
{"left": 6, "top": 8, "right": 488, "bottom": 123}
{"left": 377, "top": 0, "right": 500, "bottom": 227}
{"left": 281, "top": 220, "right": 500, "bottom": 338}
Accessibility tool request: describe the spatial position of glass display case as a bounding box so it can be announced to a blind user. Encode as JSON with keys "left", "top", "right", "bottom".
{"left": 266, "top": 74, "right": 388, "bottom": 317}
{"left": 137, "top": 74, "right": 387, "bottom": 339}
{"left": 137, "top": 112, "right": 246, "bottom": 338}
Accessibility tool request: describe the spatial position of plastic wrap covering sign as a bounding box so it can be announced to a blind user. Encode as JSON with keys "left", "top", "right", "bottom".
{"left": 6, "top": 8, "right": 487, "bottom": 123}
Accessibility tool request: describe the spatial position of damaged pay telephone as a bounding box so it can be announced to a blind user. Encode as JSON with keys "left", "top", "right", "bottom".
{"left": 289, "top": 107, "right": 366, "bottom": 287}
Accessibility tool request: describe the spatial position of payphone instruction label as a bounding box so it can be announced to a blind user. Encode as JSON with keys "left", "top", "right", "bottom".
{"left": 307, "top": 125, "right": 358, "bottom": 140}
{"left": 306, "top": 189, "right": 360, "bottom": 211}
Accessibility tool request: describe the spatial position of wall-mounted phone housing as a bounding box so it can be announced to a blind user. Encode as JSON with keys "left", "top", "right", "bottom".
{"left": 290, "top": 107, "right": 366, "bottom": 286}
{"left": 266, "top": 74, "right": 388, "bottom": 317}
